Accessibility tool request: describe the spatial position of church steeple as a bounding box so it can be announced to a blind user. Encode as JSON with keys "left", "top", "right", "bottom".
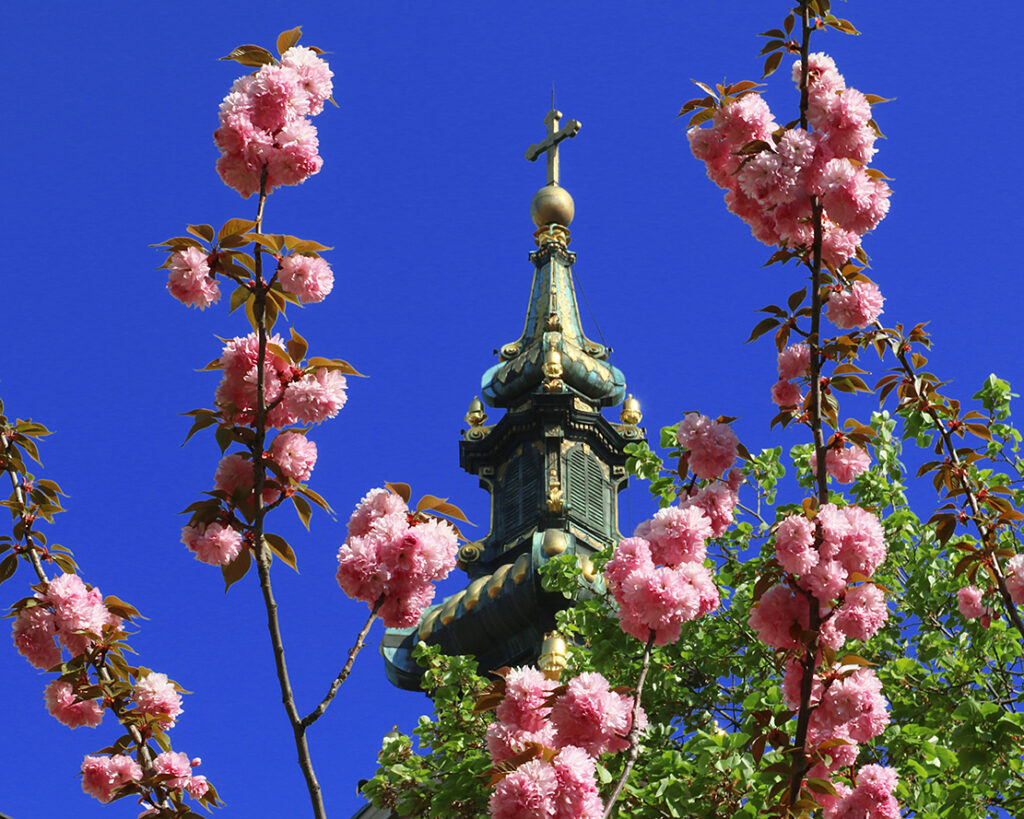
{"left": 381, "top": 107, "right": 644, "bottom": 691}
{"left": 482, "top": 109, "right": 626, "bottom": 409}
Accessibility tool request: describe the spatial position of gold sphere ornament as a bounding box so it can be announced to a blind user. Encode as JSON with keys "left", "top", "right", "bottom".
{"left": 530, "top": 184, "right": 575, "bottom": 227}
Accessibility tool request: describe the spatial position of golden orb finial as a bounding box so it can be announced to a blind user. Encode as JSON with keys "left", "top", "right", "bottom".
{"left": 530, "top": 184, "right": 575, "bottom": 228}
{"left": 465, "top": 396, "right": 488, "bottom": 427}
{"left": 620, "top": 394, "right": 642, "bottom": 426}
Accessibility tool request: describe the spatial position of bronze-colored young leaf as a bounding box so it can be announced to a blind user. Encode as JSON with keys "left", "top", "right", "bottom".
{"left": 229, "top": 285, "right": 251, "bottom": 314}
{"left": 691, "top": 80, "right": 716, "bottom": 98}
{"left": 264, "top": 296, "right": 279, "bottom": 332}
{"left": 182, "top": 412, "right": 219, "bottom": 446}
{"left": 277, "top": 26, "right": 303, "bottom": 57}
{"left": 290, "top": 239, "right": 332, "bottom": 253}
{"left": 292, "top": 494, "right": 312, "bottom": 529}
{"left": 287, "top": 328, "right": 309, "bottom": 363}
{"left": 747, "top": 316, "right": 781, "bottom": 343}
{"left": 0, "top": 553, "right": 18, "bottom": 586}
{"left": 218, "top": 218, "right": 257, "bottom": 241}
{"left": 186, "top": 224, "right": 215, "bottom": 243}
{"left": 222, "top": 548, "right": 252, "bottom": 592}
{"left": 220, "top": 44, "right": 276, "bottom": 68}
{"left": 264, "top": 533, "right": 298, "bottom": 571}
{"left": 687, "top": 108, "right": 715, "bottom": 128}
{"left": 306, "top": 357, "right": 367, "bottom": 377}
{"left": 762, "top": 51, "right": 783, "bottom": 79}
{"left": 266, "top": 342, "right": 292, "bottom": 365}
{"left": 385, "top": 482, "right": 412, "bottom": 503}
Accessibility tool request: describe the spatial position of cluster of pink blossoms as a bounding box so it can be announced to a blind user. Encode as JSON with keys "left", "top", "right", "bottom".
{"left": 165, "top": 246, "right": 336, "bottom": 310}
{"left": 336, "top": 488, "right": 459, "bottom": 627}
{"left": 166, "top": 246, "right": 220, "bottom": 310}
{"left": 487, "top": 667, "right": 646, "bottom": 819}
{"left": 689, "top": 54, "right": 890, "bottom": 272}
{"left": 81, "top": 752, "right": 209, "bottom": 806}
{"left": 749, "top": 502, "right": 896, "bottom": 813}
{"left": 181, "top": 430, "right": 319, "bottom": 566}
{"left": 603, "top": 414, "right": 738, "bottom": 645}
{"left": 215, "top": 47, "right": 333, "bottom": 198}
{"left": 214, "top": 332, "right": 347, "bottom": 428}
{"left": 959, "top": 555, "right": 1024, "bottom": 627}
{"left": 12, "top": 573, "right": 119, "bottom": 671}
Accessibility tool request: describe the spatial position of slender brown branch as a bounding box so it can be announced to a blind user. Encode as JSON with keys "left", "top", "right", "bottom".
{"left": 5, "top": 452, "right": 172, "bottom": 808}
{"left": 788, "top": 5, "right": 826, "bottom": 805}
{"left": 301, "top": 598, "right": 382, "bottom": 729}
{"left": 602, "top": 633, "right": 655, "bottom": 819}
{"left": 249, "top": 166, "right": 327, "bottom": 818}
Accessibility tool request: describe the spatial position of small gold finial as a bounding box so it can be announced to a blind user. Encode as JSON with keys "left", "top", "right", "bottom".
{"left": 542, "top": 349, "right": 563, "bottom": 379}
{"left": 620, "top": 394, "right": 642, "bottom": 426}
{"left": 538, "top": 631, "right": 568, "bottom": 680}
{"left": 465, "top": 396, "right": 488, "bottom": 427}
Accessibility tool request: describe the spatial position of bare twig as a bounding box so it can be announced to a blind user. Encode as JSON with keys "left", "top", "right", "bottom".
{"left": 302, "top": 598, "right": 382, "bottom": 728}
{"left": 602, "top": 633, "right": 656, "bottom": 819}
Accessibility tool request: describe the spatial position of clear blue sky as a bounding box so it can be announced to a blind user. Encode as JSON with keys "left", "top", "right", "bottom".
{"left": 3, "top": 2, "right": 1022, "bottom": 816}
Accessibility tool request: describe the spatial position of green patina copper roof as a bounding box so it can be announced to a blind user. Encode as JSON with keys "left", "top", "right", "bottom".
{"left": 481, "top": 240, "right": 626, "bottom": 408}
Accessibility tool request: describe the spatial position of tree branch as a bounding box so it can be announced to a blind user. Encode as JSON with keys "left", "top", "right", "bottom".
{"left": 301, "top": 598, "right": 382, "bottom": 728}
{"left": 602, "top": 633, "right": 655, "bottom": 819}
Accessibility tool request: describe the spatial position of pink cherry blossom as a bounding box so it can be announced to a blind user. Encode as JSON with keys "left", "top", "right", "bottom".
{"left": 1006, "top": 554, "right": 1024, "bottom": 604}
{"left": 489, "top": 758, "right": 558, "bottom": 819}
{"left": 800, "top": 558, "right": 848, "bottom": 604}
{"left": 814, "top": 668, "right": 889, "bottom": 743}
{"left": 771, "top": 379, "right": 804, "bottom": 408}
{"left": 133, "top": 672, "right": 184, "bottom": 729}
{"left": 81, "top": 754, "right": 143, "bottom": 803}
{"left": 497, "top": 667, "right": 556, "bottom": 734}
{"left": 777, "top": 343, "right": 811, "bottom": 381}
{"left": 214, "top": 333, "right": 294, "bottom": 427}
{"left": 485, "top": 720, "right": 556, "bottom": 764}
{"left": 826, "top": 281, "right": 884, "bottom": 330}
{"left": 214, "top": 452, "right": 280, "bottom": 505}
{"left": 748, "top": 583, "right": 809, "bottom": 650}
{"left": 829, "top": 764, "right": 900, "bottom": 819}
{"left": 676, "top": 412, "right": 739, "bottom": 480}
{"left": 833, "top": 583, "right": 889, "bottom": 642}
{"left": 12, "top": 604, "right": 61, "bottom": 669}
{"left": 185, "top": 775, "right": 210, "bottom": 799}
{"left": 46, "top": 573, "right": 112, "bottom": 656}
{"left": 277, "top": 253, "right": 334, "bottom": 304}
{"left": 44, "top": 679, "right": 103, "bottom": 728}
{"left": 153, "top": 751, "right": 193, "bottom": 790}
{"left": 775, "top": 514, "right": 818, "bottom": 575}
{"left": 825, "top": 445, "right": 871, "bottom": 483}
{"left": 270, "top": 431, "right": 318, "bottom": 482}
{"left": 549, "top": 672, "right": 645, "bottom": 757}
{"left": 181, "top": 521, "right": 244, "bottom": 566}
{"left": 281, "top": 46, "right": 334, "bottom": 114}
{"left": 680, "top": 481, "right": 738, "bottom": 537}
{"left": 283, "top": 367, "right": 348, "bottom": 424}
{"left": 336, "top": 497, "right": 458, "bottom": 628}
{"left": 957, "top": 585, "right": 986, "bottom": 620}
{"left": 347, "top": 487, "right": 408, "bottom": 538}
{"left": 166, "top": 247, "right": 220, "bottom": 309}
{"left": 645, "top": 505, "right": 712, "bottom": 566}
{"left": 551, "top": 746, "right": 603, "bottom": 819}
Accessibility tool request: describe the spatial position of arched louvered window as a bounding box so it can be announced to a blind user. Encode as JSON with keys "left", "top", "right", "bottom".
{"left": 497, "top": 448, "right": 542, "bottom": 538}
{"left": 566, "top": 445, "right": 607, "bottom": 534}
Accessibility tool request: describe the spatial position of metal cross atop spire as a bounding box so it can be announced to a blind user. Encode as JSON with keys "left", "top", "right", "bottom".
{"left": 525, "top": 109, "right": 581, "bottom": 187}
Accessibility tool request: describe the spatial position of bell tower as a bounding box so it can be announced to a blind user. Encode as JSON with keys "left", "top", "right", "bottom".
{"left": 382, "top": 108, "right": 645, "bottom": 690}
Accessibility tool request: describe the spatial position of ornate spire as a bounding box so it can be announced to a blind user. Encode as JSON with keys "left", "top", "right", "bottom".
{"left": 480, "top": 106, "right": 625, "bottom": 409}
